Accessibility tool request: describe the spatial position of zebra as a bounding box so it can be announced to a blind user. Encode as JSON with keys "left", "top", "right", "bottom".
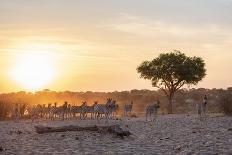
{"left": 80, "top": 101, "right": 88, "bottom": 119}
{"left": 202, "top": 95, "right": 208, "bottom": 117}
{"left": 94, "top": 98, "right": 118, "bottom": 120}
{"left": 94, "top": 99, "right": 111, "bottom": 120}
{"left": 49, "top": 102, "right": 68, "bottom": 120}
{"left": 146, "top": 100, "right": 160, "bottom": 121}
{"left": 88, "top": 101, "right": 99, "bottom": 119}
{"left": 71, "top": 105, "right": 82, "bottom": 118}
{"left": 124, "top": 101, "right": 133, "bottom": 117}
{"left": 196, "top": 102, "right": 202, "bottom": 117}
{"left": 66, "top": 104, "right": 73, "bottom": 118}
{"left": 28, "top": 104, "right": 43, "bottom": 121}
{"left": 18, "top": 103, "right": 27, "bottom": 118}
{"left": 61, "top": 102, "right": 69, "bottom": 120}
{"left": 84, "top": 102, "right": 97, "bottom": 119}
{"left": 14, "top": 103, "right": 20, "bottom": 122}
{"left": 107, "top": 100, "right": 119, "bottom": 119}
{"left": 12, "top": 102, "right": 27, "bottom": 121}
{"left": 70, "top": 102, "right": 88, "bottom": 119}
{"left": 197, "top": 95, "right": 208, "bottom": 121}
{"left": 94, "top": 103, "right": 108, "bottom": 120}
{"left": 50, "top": 102, "right": 60, "bottom": 119}
{"left": 41, "top": 103, "right": 52, "bottom": 119}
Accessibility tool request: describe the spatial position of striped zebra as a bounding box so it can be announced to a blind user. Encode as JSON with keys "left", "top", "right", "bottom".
{"left": 49, "top": 102, "right": 69, "bottom": 120}
{"left": 146, "top": 100, "right": 160, "bottom": 121}
{"left": 85, "top": 102, "right": 97, "bottom": 119}
{"left": 107, "top": 100, "right": 119, "bottom": 119}
{"left": 71, "top": 105, "right": 82, "bottom": 118}
{"left": 49, "top": 103, "right": 60, "bottom": 119}
{"left": 94, "top": 98, "right": 111, "bottom": 120}
{"left": 94, "top": 98, "right": 118, "bottom": 120}
{"left": 41, "top": 103, "right": 52, "bottom": 119}
{"left": 66, "top": 104, "right": 73, "bottom": 118}
{"left": 94, "top": 103, "right": 108, "bottom": 120}
{"left": 80, "top": 101, "right": 88, "bottom": 119}
{"left": 71, "top": 102, "right": 88, "bottom": 119}
{"left": 63, "top": 102, "right": 71, "bottom": 119}
{"left": 27, "top": 104, "right": 43, "bottom": 121}
{"left": 124, "top": 101, "right": 133, "bottom": 117}
{"left": 197, "top": 95, "right": 208, "bottom": 121}
{"left": 202, "top": 95, "right": 208, "bottom": 118}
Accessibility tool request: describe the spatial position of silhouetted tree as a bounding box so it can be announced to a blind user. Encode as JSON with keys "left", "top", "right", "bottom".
{"left": 137, "top": 51, "right": 206, "bottom": 114}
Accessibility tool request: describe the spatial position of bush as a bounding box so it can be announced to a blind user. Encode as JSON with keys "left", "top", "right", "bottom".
{"left": 0, "top": 102, "right": 8, "bottom": 118}
{"left": 220, "top": 93, "right": 232, "bottom": 115}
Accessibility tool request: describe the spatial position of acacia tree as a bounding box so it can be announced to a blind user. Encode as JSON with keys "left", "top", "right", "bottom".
{"left": 137, "top": 51, "right": 206, "bottom": 114}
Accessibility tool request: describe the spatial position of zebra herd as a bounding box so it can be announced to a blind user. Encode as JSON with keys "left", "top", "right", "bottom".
{"left": 27, "top": 98, "right": 120, "bottom": 121}
{"left": 25, "top": 99, "right": 161, "bottom": 121}
{"left": 13, "top": 95, "right": 209, "bottom": 122}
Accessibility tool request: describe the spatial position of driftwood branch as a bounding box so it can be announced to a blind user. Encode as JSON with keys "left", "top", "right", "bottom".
{"left": 35, "top": 125, "right": 131, "bottom": 138}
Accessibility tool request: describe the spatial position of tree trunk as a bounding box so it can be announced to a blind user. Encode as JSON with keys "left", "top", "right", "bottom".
{"left": 168, "top": 94, "right": 174, "bottom": 114}
{"left": 168, "top": 98, "right": 172, "bottom": 114}
{"left": 161, "top": 89, "right": 175, "bottom": 114}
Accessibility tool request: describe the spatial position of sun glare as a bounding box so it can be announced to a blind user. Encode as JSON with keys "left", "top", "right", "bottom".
{"left": 10, "top": 52, "right": 56, "bottom": 90}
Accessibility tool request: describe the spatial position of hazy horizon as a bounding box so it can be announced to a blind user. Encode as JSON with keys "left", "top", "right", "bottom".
{"left": 1, "top": 0, "right": 232, "bottom": 92}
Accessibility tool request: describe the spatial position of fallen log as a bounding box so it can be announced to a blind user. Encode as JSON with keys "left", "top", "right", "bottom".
{"left": 35, "top": 124, "right": 131, "bottom": 138}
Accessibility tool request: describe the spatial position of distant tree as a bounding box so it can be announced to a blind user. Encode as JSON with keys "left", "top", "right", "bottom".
{"left": 137, "top": 51, "right": 206, "bottom": 114}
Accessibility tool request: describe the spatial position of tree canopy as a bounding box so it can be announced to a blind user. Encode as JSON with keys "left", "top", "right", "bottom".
{"left": 137, "top": 51, "right": 206, "bottom": 113}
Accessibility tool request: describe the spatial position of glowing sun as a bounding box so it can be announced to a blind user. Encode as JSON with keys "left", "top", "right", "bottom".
{"left": 10, "top": 53, "right": 56, "bottom": 90}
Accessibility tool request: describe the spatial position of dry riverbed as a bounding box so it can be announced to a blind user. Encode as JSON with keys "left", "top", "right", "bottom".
{"left": 0, "top": 114, "right": 232, "bottom": 155}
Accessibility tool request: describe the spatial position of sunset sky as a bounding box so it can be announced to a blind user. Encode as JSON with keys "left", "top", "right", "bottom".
{"left": 1, "top": 0, "right": 232, "bottom": 92}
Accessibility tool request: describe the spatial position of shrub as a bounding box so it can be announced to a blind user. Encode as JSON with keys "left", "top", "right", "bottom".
{"left": 0, "top": 102, "right": 8, "bottom": 118}
{"left": 220, "top": 92, "right": 232, "bottom": 115}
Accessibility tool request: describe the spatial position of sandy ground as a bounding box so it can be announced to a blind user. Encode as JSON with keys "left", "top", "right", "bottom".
{"left": 0, "top": 114, "right": 232, "bottom": 155}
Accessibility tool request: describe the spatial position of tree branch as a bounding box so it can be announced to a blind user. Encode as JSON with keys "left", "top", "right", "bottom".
{"left": 155, "top": 85, "right": 169, "bottom": 97}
